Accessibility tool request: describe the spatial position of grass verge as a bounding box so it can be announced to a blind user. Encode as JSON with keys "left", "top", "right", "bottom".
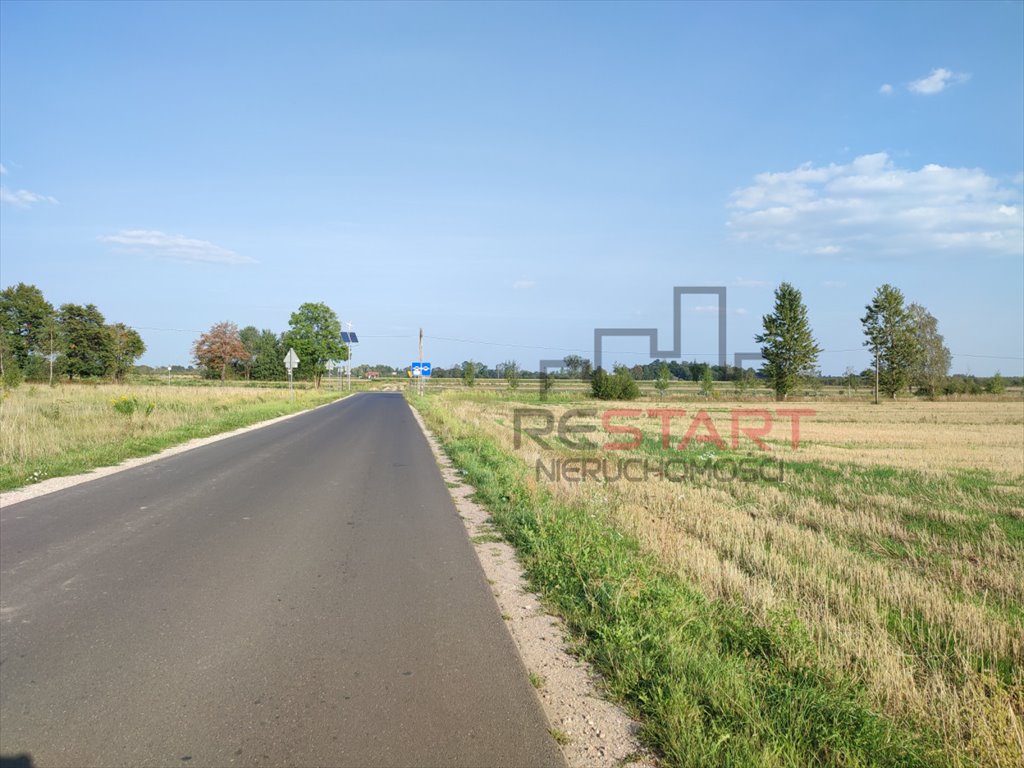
{"left": 1, "top": 384, "right": 347, "bottom": 491}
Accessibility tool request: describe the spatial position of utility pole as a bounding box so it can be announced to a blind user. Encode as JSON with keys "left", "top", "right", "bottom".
{"left": 418, "top": 327, "right": 424, "bottom": 395}
{"left": 874, "top": 350, "right": 879, "bottom": 405}
{"left": 48, "top": 326, "right": 55, "bottom": 387}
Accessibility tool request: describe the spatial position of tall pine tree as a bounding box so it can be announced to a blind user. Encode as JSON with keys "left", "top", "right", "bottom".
{"left": 755, "top": 282, "right": 821, "bottom": 401}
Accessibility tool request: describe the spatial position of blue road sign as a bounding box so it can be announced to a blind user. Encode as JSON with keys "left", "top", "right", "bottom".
{"left": 411, "top": 362, "right": 432, "bottom": 377}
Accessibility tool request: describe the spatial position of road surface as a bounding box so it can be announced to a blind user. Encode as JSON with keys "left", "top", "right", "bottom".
{"left": 0, "top": 392, "right": 564, "bottom": 767}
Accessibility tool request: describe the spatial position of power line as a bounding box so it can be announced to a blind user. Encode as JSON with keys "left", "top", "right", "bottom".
{"left": 127, "top": 326, "right": 1024, "bottom": 364}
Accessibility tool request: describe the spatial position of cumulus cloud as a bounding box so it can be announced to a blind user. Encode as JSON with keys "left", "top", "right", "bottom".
{"left": 879, "top": 83, "right": 894, "bottom": 95}
{"left": 99, "top": 230, "right": 255, "bottom": 265}
{"left": 908, "top": 68, "right": 968, "bottom": 95}
{"left": 728, "top": 152, "right": 1023, "bottom": 258}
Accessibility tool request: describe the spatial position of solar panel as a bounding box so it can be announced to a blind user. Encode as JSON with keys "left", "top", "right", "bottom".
{"left": 349, "top": 332, "right": 359, "bottom": 343}
{"left": 341, "top": 331, "right": 352, "bottom": 343}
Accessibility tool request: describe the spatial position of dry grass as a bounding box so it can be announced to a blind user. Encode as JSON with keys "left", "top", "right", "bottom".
{"left": 0, "top": 382, "right": 342, "bottom": 489}
{"left": 430, "top": 393, "right": 1024, "bottom": 766}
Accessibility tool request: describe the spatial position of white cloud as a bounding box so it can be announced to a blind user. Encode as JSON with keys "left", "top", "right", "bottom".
{"left": 728, "top": 152, "right": 1023, "bottom": 258}
{"left": 512, "top": 279, "right": 535, "bottom": 290}
{"left": 691, "top": 305, "right": 721, "bottom": 314}
{"left": 0, "top": 163, "right": 7, "bottom": 175}
{"left": 734, "top": 308, "right": 749, "bottom": 315}
{"left": 908, "top": 68, "right": 968, "bottom": 95}
{"left": 732, "top": 278, "right": 769, "bottom": 288}
{"left": 99, "top": 230, "right": 255, "bottom": 265}
{"left": 879, "top": 83, "right": 894, "bottom": 95}
{"left": 1, "top": 186, "right": 58, "bottom": 207}
{"left": 822, "top": 280, "right": 847, "bottom": 288}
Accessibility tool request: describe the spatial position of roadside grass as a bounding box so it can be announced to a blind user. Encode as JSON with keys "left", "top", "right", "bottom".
{"left": 411, "top": 391, "right": 1024, "bottom": 767}
{"left": 0, "top": 383, "right": 346, "bottom": 491}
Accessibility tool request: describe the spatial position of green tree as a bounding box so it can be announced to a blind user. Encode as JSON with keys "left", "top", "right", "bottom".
{"left": 591, "top": 365, "right": 640, "bottom": 400}
{"left": 690, "top": 362, "right": 709, "bottom": 384}
{"left": 1, "top": 283, "right": 56, "bottom": 378}
{"left": 987, "top": 371, "right": 1005, "bottom": 395}
{"left": 60, "top": 303, "right": 113, "bottom": 379}
{"left": 755, "top": 283, "right": 821, "bottom": 401}
{"left": 699, "top": 366, "right": 716, "bottom": 398}
{"left": 862, "top": 284, "right": 918, "bottom": 401}
{"left": 285, "top": 302, "right": 345, "bottom": 388}
{"left": 502, "top": 359, "right": 521, "bottom": 389}
{"left": 562, "top": 354, "right": 585, "bottom": 379}
{"left": 907, "top": 303, "right": 950, "bottom": 399}
{"left": 192, "top": 321, "right": 249, "bottom": 381}
{"left": 107, "top": 323, "right": 146, "bottom": 381}
{"left": 654, "top": 362, "right": 671, "bottom": 399}
{"left": 734, "top": 367, "right": 755, "bottom": 398}
{"left": 250, "top": 330, "right": 287, "bottom": 380}
{"left": 237, "top": 325, "right": 260, "bottom": 379}
{"left": 462, "top": 360, "right": 478, "bottom": 387}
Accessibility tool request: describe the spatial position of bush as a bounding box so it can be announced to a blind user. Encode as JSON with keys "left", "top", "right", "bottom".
{"left": 2, "top": 362, "right": 24, "bottom": 390}
{"left": 591, "top": 365, "right": 640, "bottom": 400}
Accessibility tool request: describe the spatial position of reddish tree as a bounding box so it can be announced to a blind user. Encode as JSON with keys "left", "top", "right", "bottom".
{"left": 192, "top": 321, "right": 250, "bottom": 381}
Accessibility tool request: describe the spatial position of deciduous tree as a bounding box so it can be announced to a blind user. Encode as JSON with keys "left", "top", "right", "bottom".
{"left": 250, "top": 330, "right": 286, "bottom": 380}
{"left": 502, "top": 359, "right": 521, "bottom": 389}
{"left": 862, "top": 285, "right": 918, "bottom": 401}
{"left": 907, "top": 303, "right": 950, "bottom": 399}
{"left": 755, "top": 282, "right": 821, "bottom": 401}
{"left": 1, "top": 283, "right": 55, "bottom": 377}
{"left": 192, "top": 321, "right": 249, "bottom": 381}
{"left": 107, "top": 323, "right": 146, "bottom": 382}
{"left": 285, "top": 303, "right": 344, "bottom": 388}
{"left": 60, "top": 303, "right": 113, "bottom": 379}
{"left": 563, "top": 354, "right": 586, "bottom": 379}
{"left": 654, "top": 362, "right": 671, "bottom": 399}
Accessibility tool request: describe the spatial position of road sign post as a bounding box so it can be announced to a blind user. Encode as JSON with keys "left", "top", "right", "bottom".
{"left": 411, "top": 361, "right": 431, "bottom": 395}
{"left": 284, "top": 348, "right": 300, "bottom": 400}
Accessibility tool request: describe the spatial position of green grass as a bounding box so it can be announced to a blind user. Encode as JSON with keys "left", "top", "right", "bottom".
{"left": 411, "top": 393, "right": 949, "bottom": 768}
{"left": 1, "top": 387, "right": 347, "bottom": 491}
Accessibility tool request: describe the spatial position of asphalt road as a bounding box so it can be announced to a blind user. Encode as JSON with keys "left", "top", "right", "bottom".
{"left": 0, "top": 392, "right": 565, "bottom": 768}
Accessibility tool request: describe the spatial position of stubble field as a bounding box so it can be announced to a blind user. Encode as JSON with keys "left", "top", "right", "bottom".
{"left": 412, "top": 389, "right": 1024, "bottom": 767}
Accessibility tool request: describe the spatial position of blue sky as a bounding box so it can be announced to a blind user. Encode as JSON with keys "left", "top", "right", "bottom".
{"left": 1, "top": 0, "right": 1021, "bottom": 375}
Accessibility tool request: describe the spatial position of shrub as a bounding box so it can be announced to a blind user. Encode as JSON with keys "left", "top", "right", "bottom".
{"left": 2, "top": 362, "right": 24, "bottom": 390}
{"left": 111, "top": 395, "right": 138, "bottom": 417}
{"left": 591, "top": 365, "right": 640, "bottom": 400}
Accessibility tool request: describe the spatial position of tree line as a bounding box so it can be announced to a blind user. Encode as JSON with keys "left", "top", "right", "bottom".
{"left": 459, "top": 282, "right": 1009, "bottom": 402}
{"left": 191, "top": 302, "right": 347, "bottom": 388}
{"left": 0, "top": 283, "right": 145, "bottom": 386}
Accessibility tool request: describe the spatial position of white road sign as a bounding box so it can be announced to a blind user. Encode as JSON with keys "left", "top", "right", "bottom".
{"left": 284, "top": 348, "right": 300, "bottom": 371}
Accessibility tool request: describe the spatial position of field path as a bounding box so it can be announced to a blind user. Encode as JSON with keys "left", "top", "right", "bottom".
{"left": 0, "top": 392, "right": 564, "bottom": 767}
